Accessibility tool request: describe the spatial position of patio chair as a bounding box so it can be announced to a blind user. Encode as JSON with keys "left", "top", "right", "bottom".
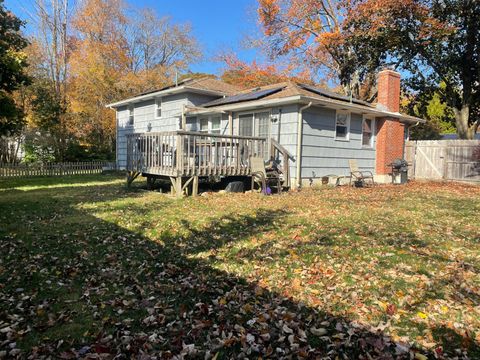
{"left": 250, "top": 156, "right": 282, "bottom": 194}
{"left": 349, "top": 159, "right": 375, "bottom": 187}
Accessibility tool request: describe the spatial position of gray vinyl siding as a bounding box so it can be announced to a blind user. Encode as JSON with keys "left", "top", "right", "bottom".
{"left": 230, "top": 105, "right": 298, "bottom": 176}
{"left": 116, "top": 96, "right": 378, "bottom": 179}
{"left": 116, "top": 105, "right": 132, "bottom": 169}
{"left": 272, "top": 105, "right": 298, "bottom": 178}
{"left": 300, "top": 106, "right": 376, "bottom": 180}
{"left": 116, "top": 92, "right": 219, "bottom": 169}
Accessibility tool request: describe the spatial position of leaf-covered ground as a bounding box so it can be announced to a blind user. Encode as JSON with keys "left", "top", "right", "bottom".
{"left": 0, "top": 174, "right": 479, "bottom": 359}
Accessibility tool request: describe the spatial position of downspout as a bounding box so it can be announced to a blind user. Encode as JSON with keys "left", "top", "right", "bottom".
{"left": 296, "top": 102, "right": 312, "bottom": 189}
{"left": 406, "top": 121, "right": 420, "bottom": 141}
{"left": 403, "top": 121, "right": 420, "bottom": 158}
{"left": 277, "top": 108, "right": 282, "bottom": 142}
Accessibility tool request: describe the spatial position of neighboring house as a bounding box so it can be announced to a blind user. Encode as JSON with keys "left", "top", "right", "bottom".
{"left": 0, "top": 135, "right": 25, "bottom": 163}
{"left": 441, "top": 133, "right": 480, "bottom": 140}
{"left": 107, "top": 70, "right": 424, "bottom": 191}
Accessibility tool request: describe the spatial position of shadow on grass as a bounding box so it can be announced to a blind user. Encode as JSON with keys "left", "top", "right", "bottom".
{"left": 0, "top": 179, "right": 478, "bottom": 358}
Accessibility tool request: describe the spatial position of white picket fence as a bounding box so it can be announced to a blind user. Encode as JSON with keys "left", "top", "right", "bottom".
{"left": 405, "top": 140, "right": 480, "bottom": 182}
{"left": 0, "top": 161, "right": 116, "bottom": 178}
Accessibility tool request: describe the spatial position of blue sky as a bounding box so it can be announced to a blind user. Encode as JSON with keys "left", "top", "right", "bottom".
{"left": 5, "top": 0, "right": 261, "bottom": 75}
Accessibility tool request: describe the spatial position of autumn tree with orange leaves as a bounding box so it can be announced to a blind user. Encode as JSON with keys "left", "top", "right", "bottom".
{"left": 344, "top": 0, "right": 480, "bottom": 139}
{"left": 257, "top": 0, "right": 377, "bottom": 100}
{"left": 258, "top": 0, "right": 480, "bottom": 139}
{"left": 18, "top": 0, "right": 201, "bottom": 161}
{"left": 220, "top": 54, "right": 313, "bottom": 89}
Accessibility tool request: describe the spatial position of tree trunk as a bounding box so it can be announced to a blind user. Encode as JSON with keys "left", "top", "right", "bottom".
{"left": 454, "top": 105, "right": 472, "bottom": 139}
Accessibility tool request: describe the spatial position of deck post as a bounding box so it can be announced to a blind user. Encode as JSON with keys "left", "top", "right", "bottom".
{"left": 192, "top": 176, "right": 199, "bottom": 196}
{"left": 169, "top": 176, "right": 177, "bottom": 196}
{"left": 176, "top": 177, "right": 183, "bottom": 198}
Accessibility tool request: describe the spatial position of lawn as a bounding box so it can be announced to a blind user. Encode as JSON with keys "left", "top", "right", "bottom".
{"left": 0, "top": 174, "right": 479, "bottom": 359}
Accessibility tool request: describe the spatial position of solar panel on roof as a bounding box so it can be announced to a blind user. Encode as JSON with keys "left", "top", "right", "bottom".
{"left": 202, "top": 86, "right": 284, "bottom": 107}
{"left": 299, "top": 84, "right": 372, "bottom": 107}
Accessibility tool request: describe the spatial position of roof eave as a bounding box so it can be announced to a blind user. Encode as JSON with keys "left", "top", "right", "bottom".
{"left": 185, "top": 96, "right": 302, "bottom": 115}
{"left": 298, "top": 96, "right": 425, "bottom": 124}
{"left": 106, "top": 86, "right": 229, "bottom": 108}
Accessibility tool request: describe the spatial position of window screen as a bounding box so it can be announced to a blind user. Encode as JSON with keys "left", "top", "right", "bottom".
{"left": 335, "top": 112, "right": 349, "bottom": 139}
{"left": 211, "top": 116, "right": 221, "bottom": 134}
{"left": 200, "top": 118, "right": 209, "bottom": 132}
{"left": 128, "top": 106, "right": 134, "bottom": 126}
{"left": 239, "top": 114, "right": 253, "bottom": 136}
{"left": 156, "top": 98, "right": 162, "bottom": 118}
{"left": 256, "top": 112, "right": 270, "bottom": 138}
{"left": 362, "top": 118, "right": 373, "bottom": 147}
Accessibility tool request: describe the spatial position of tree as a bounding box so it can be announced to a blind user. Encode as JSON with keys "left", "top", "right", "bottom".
{"left": 403, "top": 90, "right": 456, "bottom": 140}
{"left": 14, "top": 0, "right": 201, "bottom": 162}
{"left": 0, "top": 0, "right": 29, "bottom": 138}
{"left": 345, "top": 0, "right": 480, "bottom": 139}
{"left": 25, "top": 0, "right": 72, "bottom": 160}
{"left": 128, "top": 9, "right": 201, "bottom": 74}
{"left": 68, "top": 0, "right": 130, "bottom": 158}
{"left": 220, "top": 53, "right": 313, "bottom": 89}
{"left": 69, "top": 0, "right": 202, "bottom": 159}
{"left": 256, "top": 0, "right": 377, "bottom": 100}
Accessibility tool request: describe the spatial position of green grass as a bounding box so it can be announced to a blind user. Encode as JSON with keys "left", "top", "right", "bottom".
{"left": 0, "top": 175, "right": 479, "bottom": 358}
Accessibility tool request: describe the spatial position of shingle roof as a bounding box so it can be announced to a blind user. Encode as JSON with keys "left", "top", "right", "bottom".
{"left": 189, "top": 81, "right": 425, "bottom": 124}
{"left": 138, "top": 77, "right": 241, "bottom": 97}
{"left": 186, "top": 77, "right": 241, "bottom": 95}
{"left": 199, "top": 81, "right": 374, "bottom": 108}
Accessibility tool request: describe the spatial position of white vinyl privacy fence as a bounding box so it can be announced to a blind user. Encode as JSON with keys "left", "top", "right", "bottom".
{"left": 405, "top": 140, "right": 480, "bottom": 183}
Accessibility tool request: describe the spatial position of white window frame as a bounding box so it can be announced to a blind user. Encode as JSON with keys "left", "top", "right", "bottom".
{"left": 334, "top": 110, "right": 350, "bottom": 141}
{"left": 238, "top": 112, "right": 254, "bottom": 137}
{"left": 128, "top": 105, "right": 134, "bottom": 126}
{"left": 210, "top": 115, "right": 221, "bottom": 134}
{"left": 199, "top": 117, "right": 209, "bottom": 133}
{"left": 361, "top": 116, "right": 375, "bottom": 148}
{"left": 236, "top": 110, "right": 272, "bottom": 138}
{"left": 155, "top": 98, "right": 162, "bottom": 119}
{"left": 197, "top": 116, "right": 223, "bottom": 134}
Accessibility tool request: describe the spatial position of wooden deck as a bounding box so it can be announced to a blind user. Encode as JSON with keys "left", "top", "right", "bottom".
{"left": 126, "top": 131, "right": 293, "bottom": 196}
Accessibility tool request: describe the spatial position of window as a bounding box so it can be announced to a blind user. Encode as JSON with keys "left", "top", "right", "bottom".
{"left": 256, "top": 112, "right": 270, "bottom": 138}
{"left": 128, "top": 106, "right": 134, "bottom": 126}
{"left": 211, "top": 116, "right": 221, "bottom": 134}
{"left": 362, "top": 118, "right": 374, "bottom": 147}
{"left": 199, "top": 118, "right": 209, "bottom": 132}
{"left": 186, "top": 116, "right": 197, "bottom": 131}
{"left": 155, "top": 98, "right": 162, "bottom": 118}
{"left": 239, "top": 114, "right": 254, "bottom": 136}
{"left": 335, "top": 111, "right": 350, "bottom": 140}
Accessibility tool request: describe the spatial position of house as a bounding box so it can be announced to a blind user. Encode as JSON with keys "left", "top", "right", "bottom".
{"left": 441, "top": 133, "right": 480, "bottom": 140}
{"left": 107, "top": 70, "right": 424, "bottom": 194}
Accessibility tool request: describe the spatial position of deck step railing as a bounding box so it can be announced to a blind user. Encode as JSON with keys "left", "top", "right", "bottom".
{"left": 126, "top": 131, "right": 268, "bottom": 177}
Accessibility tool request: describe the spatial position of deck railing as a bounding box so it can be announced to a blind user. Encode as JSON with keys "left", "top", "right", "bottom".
{"left": 126, "top": 131, "right": 268, "bottom": 177}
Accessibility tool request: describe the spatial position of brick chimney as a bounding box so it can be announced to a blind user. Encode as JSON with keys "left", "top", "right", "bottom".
{"left": 375, "top": 69, "right": 406, "bottom": 176}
